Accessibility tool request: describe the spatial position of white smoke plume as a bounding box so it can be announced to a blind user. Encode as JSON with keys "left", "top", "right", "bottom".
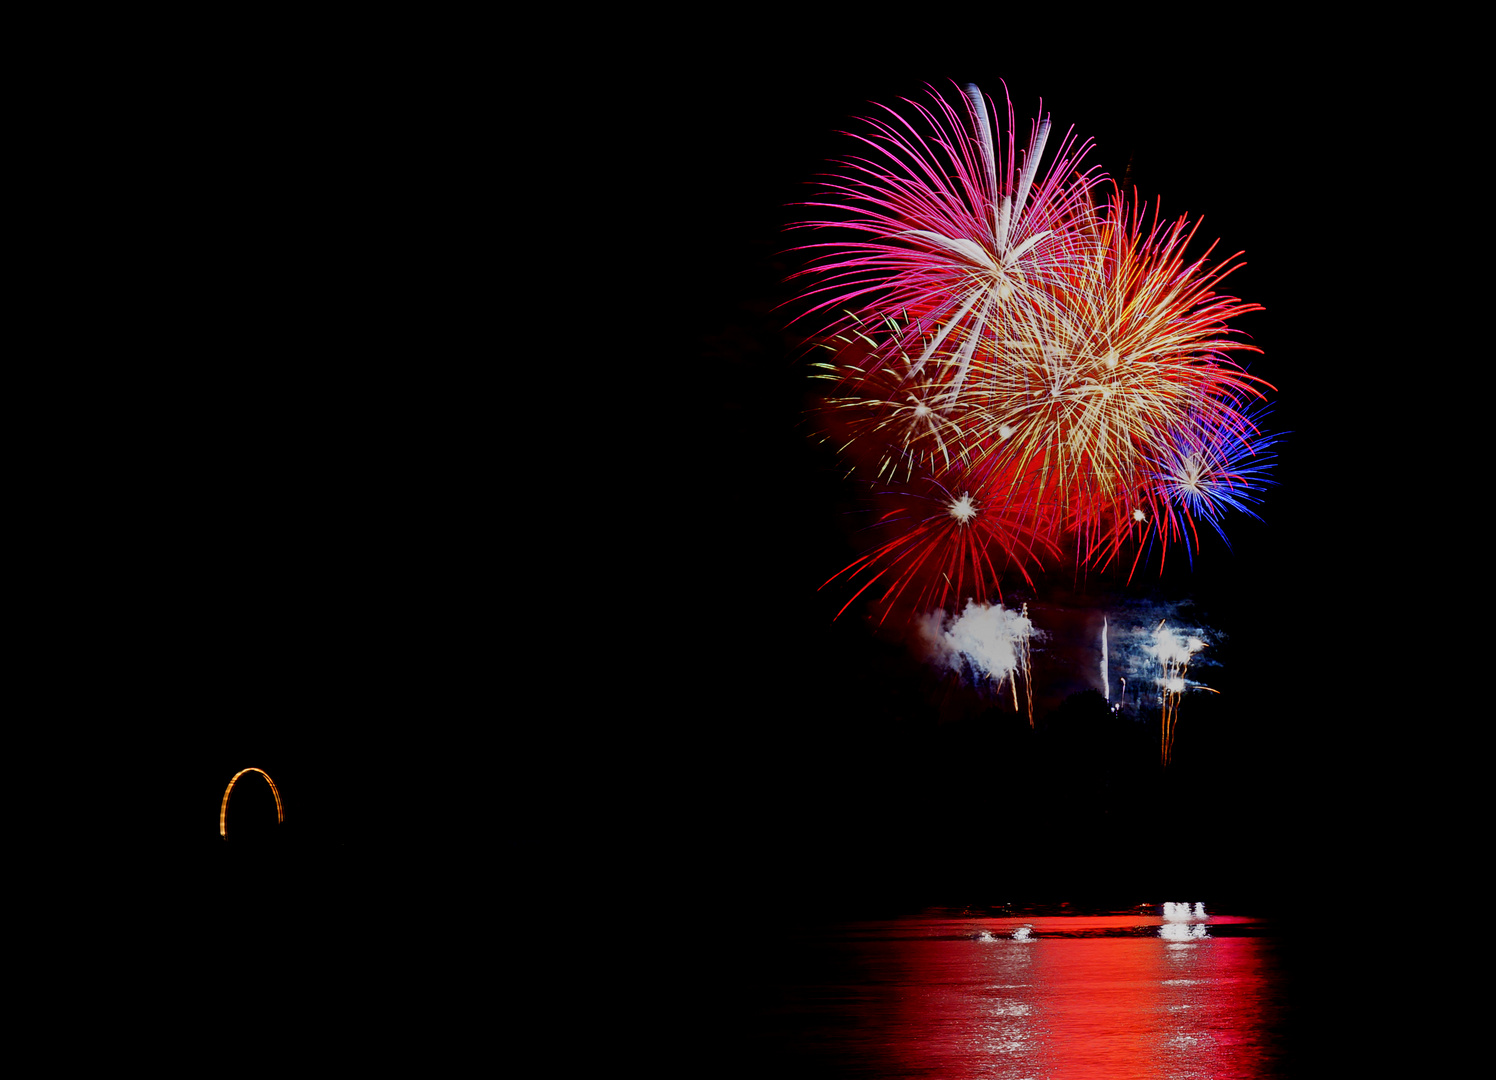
{"left": 918, "top": 600, "right": 1036, "bottom": 681}
{"left": 916, "top": 601, "right": 1043, "bottom": 716}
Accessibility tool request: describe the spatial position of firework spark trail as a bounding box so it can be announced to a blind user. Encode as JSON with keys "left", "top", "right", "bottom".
{"left": 917, "top": 600, "right": 1040, "bottom": 725}
{"left": 1101, "top": 616, "right": 1108, "bottom": 703}
{"left": 791, "top": 82, "right": 1278, "bottom": 622}
{"left": 1145, "top": 620, "right": 1209, "bottom": 766}
{"left": 1082, "top": 599, "right": 1220, "bottom": 763}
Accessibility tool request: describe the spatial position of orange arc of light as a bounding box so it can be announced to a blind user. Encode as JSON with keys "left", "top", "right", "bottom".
{"left": 219, "top": 767, "right": 284, "bottom": 839}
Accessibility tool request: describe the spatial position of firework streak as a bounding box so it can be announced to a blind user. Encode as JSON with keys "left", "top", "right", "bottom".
{"left": 1145, "top": 621, "right": 1215, "bottom": 766}
{"left": 793, "top": 83, "right": 1277, "bottom": 621}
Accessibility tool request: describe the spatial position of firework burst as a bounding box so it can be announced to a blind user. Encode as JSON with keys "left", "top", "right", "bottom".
{"left": 819, "top": 468, "right": 1060, "bottom": 623}
{"left": 792, "top": 82, "right": 1277, "bottom": 620}
{"left": 789, "top": 83, "right": 1102, "bottom": 396}
{"left": 1139, "top": 405, "right": 1279, "bottom": 570}
{"left": 810, "top": 313, "right": 977, "bottom": 479}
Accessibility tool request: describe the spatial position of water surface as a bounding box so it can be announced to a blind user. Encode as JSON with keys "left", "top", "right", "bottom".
{"left": 741, "top": 906, "right": 1291, "bottom": 1078}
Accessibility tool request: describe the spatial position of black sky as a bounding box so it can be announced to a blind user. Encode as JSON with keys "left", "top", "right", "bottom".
{"left": 67, "top": 24, "right": 1441, "bottom": 1066}
{"left": 634, "top": 26, "right": 1403, "bottom": 920}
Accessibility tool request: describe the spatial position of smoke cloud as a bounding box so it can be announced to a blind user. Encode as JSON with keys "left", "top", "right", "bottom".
{"left": 1102, "top": 600, "right": 1220, "bottom": 708}
{"left": 916, "top": 600, "right": 1042, "bottom": 688}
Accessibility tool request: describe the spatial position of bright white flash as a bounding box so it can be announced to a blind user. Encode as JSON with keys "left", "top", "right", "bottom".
{"left": 1164, "top": 902, "right": 1208, "bottom": 921}
{"left": 918, "top": 600, "right": 1036, "bottom": 685}
{"left": 948, "top": 492, "right": 977, "bottom": 523}
{"left": 1149, "top": 625, "right": 1205, "bottom": 665}
{"left": 1101, "top": 617, "right": 1109, "bottom": 703}
{"left": 1177, "top": 456, "right": 1204, "bottom": 491}
{"left": 1161, "top": 922, "right": 1210, "bottom": 941}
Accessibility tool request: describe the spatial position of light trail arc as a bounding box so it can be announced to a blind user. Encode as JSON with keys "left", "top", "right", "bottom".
{"left": 219, "top": 767, "right": 284, "bottom": 839}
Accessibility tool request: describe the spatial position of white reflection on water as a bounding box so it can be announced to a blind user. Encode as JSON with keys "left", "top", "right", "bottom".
{"left": 976, "top": 925, "right": 1035, "bottom": 942}
{"left": 1163, "top": 901, "right": 1209, "bottom": 921}
{"left": 1161, "top": 902, "right": 1210, "bottom": 940}
{"left": 1161, "top": 921, "right": 1210, "bottom": 940}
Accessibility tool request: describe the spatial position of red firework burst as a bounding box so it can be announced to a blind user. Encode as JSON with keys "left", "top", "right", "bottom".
{"left": 819, "top": 468, "right": 1060, "bottom": 623}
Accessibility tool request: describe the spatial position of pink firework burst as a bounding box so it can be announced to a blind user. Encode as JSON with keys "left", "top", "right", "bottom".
{"left": 789, "top": 82, "right": 1102, "bottom": 397}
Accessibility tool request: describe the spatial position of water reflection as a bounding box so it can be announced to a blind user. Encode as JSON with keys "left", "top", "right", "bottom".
{"left": 755, "top": 908, "right": 1287, "bottom": 1078}
{"left": 1163, "top": 901, "right": 1209, "bottom": 921}
{"left": 1161, "top": 922, "right": 1210, "bottom": 940}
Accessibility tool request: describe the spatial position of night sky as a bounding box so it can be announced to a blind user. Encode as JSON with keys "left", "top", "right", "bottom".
{"left": 641, "top": 29, "right": 1402, "bottom": 921}
{"left": 83, "top": 26, "right": 1421, "bottom": 1064}
{"left": 69, "top": 42, "right": 486, "bottom": 1052}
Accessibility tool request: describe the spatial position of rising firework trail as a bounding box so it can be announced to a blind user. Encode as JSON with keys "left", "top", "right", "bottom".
{"left": 1101, "top": 616, "right": 1109, "bottom": 703}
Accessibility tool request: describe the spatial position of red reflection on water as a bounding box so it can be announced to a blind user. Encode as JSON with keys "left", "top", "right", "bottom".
{"left": 818, "top": 916, "right": 1285, "bottom": 1078}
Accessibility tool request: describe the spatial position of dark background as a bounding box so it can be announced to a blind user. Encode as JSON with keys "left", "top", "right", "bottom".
{"left": 646, "top": 34, "right": 1392, "bottom": 916}
{"left": 637, "top": 29, "right": 1421, "bottom": 1074}
{"left": 61, "top": 22, "right": 1425, "bottom": 1066}
{"left": 72, "top": 23, "right": 1396, "bottom": 897}
{"left": 612, "top": 32, "right": 1432, "bottom": 1075}
{"left": 53, "top": 34, "right": 486, "bottom": 1054}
